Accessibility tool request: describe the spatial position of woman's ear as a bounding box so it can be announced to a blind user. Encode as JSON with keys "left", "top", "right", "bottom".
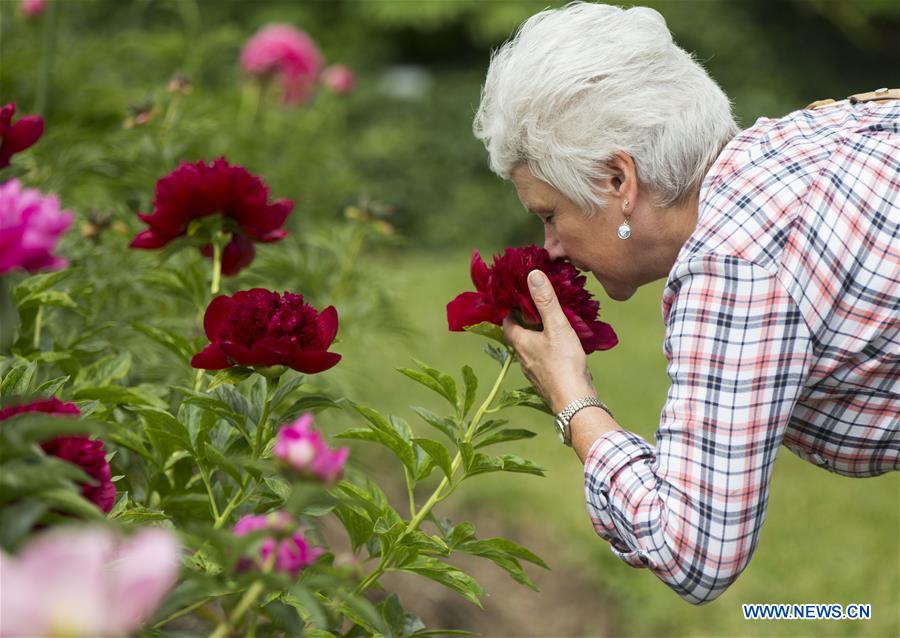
{"left": 593, "top": 151, "right": 639, "bottom": 211}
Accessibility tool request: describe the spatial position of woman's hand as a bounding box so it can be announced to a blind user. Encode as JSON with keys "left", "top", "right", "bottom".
{"left": 502, "top": 270, "right": 597, "bottom": 413}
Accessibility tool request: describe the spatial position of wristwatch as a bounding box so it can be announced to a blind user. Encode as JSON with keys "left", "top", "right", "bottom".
{"left": 554, "top": 397, "right": 613, "bottom": 446}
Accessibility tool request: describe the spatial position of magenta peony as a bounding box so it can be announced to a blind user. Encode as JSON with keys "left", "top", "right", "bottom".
{"left": 191, "top": 289, "right": 341, "bottom": 374}
{"left": 240, "top": 24, "right": 323, "bottom": 105}
{"left": 0, "top": 398, "right": 116, "bottom": 513}
{"left": 0, "top": 103, "right": 44, "bottom": 168}
{"left": 129, "top": 157, "right": 293, "bottom": 276}
{"left": 234, "top": 511, "right": 323, "bottom": 576}
{"left": 447, "top": 245, "right": 618, "bottom": 354}
{"left": 0, "top": 526, "right": 180, "bottom": 637}
{"left": 0, "top": 179, "right": 72, "bottom": 275}
{"left": 274, "top": 413, "right": 348, "bottom": 482}
{"left": 321, "top": 64, "right": 355, "bottom": 95}
{"left": 20, "top": 0, "right": 46, "bottom": 18}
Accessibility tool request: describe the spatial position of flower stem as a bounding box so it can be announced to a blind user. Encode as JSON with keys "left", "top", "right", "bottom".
{"left": 355, "top": 350, "right": 513, "bottom": 594}
{"left": 35, "top": 0, "right": 58, "bottom": 115}
{"left": 253, "top": 375, "right": 280, "bottom": 458}
{"left": 32, "top": 304, "right": 43, "bottom": 350}
{"left": 210, "top": 238, "right": 224, "bottom": 294}
{"left": 153, "top": 597, "right": 212, "bottom": 629}
{"left": 208, "top": 555, "right": 275, "bottom": 638}
{"left": 199, "top": 464, "right": 221, "bottom": 521}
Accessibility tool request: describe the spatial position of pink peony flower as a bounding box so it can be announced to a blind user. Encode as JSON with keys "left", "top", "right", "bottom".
{"left": 234, "top": 511, "right": 323, "bottom": 577}
{"left": 321, "top": 64, "right": 355, "bottom": 95}
{"left": 0, "top": 398, "right": 116, "bottom": 513}
{"left": 240, "top": 24, "right": 323, "bottom": 105}
{"left": 0, "top": 103, "right": 44, "bottom": 168}
{"left": 20, "top": 0, "right": 46, "bottom": 19}
{"left": 0, "top": 179, "right": 73, "bottom": 275}
{"left": 274, "top": 413, "right": 348, "bottom": 482}
{"left": 0, "top": 526, "right": 180, "bottom": 637}
{"left": 447, "top": 245, "right": 618, "bottom": 354}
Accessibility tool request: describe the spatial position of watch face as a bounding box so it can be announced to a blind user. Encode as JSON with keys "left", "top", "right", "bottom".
{"left": 554, "top": 417, "right": 566, "bottom": 443}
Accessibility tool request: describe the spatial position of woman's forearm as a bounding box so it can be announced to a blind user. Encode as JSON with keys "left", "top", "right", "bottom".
{"left": 570, "top": 405, "right": 622, "bottom": 463}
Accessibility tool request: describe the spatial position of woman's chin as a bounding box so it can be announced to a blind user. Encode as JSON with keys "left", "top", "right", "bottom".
{"left": 597, "top": 277, "right": 637, "bottom": 301}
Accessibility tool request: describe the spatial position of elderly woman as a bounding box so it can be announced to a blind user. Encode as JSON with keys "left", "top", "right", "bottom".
{"left": 474, "top": 3, "right": 899, "bottom": 604}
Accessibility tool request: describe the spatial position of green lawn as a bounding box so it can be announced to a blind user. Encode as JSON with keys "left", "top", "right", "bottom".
{"left": 322, "top": 247, "right": 899, "bottom": 638}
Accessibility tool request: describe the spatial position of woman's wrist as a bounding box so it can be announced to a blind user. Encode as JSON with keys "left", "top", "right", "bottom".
{"left": 569, "top": 405, "right": 621, "bottom": 463}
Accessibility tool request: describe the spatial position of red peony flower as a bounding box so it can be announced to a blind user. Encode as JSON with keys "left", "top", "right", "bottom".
{"left": 0, "top": 398, "right": 116, "bottom": 513}
{"left": 0, "top": 103, "right": 44, "bottom": 169}
{"left": 191, "top": 289, "right": 341, "bottom": 374}
{"left": 129, "top": 157, "right": 293, "bottom": 276}
{"left": 447, "top": 245, "right": 618, "bottom": 354}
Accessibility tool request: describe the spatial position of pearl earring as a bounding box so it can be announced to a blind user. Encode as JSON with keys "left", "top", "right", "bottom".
{"left": 617, "top": 199, "right": 632, "bottom": 240}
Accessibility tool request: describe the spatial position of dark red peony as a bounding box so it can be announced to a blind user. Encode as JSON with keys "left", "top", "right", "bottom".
{"left": 0, "top": 103, "right": 45, "bottom": 169}
{"left": 0, "top": 398, "right": 116, "bottom": 513}
{"left": 191, "top": 289, "right": 341, "bottom": 373}
{"left": 129, "top": 157, "right": 294, "bottom": 275}
{"left": 447, "top": 245, "right": 618, "bottom": 353}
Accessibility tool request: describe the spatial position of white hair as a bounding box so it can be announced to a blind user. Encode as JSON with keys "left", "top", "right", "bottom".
{"left": 473, "top": 2, "right": 740, "bottom": 211}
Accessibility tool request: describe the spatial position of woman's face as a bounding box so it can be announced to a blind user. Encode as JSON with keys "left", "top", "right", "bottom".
{"left": 510, "top": 164, "right": 641, "bottom": 301}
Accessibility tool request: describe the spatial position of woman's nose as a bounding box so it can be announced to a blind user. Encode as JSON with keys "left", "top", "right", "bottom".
{"left": 544, "top": 230, "right": 565, "bottom": 260}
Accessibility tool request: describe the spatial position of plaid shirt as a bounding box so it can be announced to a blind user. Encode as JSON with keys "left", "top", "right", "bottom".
{"left": 584, "top": 99, "right": 900, "bottom": 604}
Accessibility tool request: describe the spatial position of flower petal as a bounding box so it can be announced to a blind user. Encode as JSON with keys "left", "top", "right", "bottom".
{"left": 286, "top": 350, "right": 341, "bottom": 374}
{"left": 447, "top": 291, "right": 501, "bottom": 331}
{"left": 315, "top": 305, "right": 339, "bottom": 347}
{"left": 190, "top": 343, "right": 230, "bottom": 370}
{"left": 202, "top": 295, "right": 235, "bottom": 341}
{"left": 470, "top": 249, "right": 490, "bottom": 292}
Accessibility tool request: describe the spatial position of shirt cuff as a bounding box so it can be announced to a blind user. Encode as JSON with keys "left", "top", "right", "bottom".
{"left": 584, "top": 428, "right": 657, "bottom": 568}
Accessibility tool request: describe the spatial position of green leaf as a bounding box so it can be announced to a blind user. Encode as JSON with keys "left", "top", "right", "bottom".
{"left": 269, "top": 374, "right": 307, "bottom": 411}
{"left": 284, "top": 584, "right": 329, "bottom": 630}
{"left": 483, "top": 343, "right": 511, "bottom": 366}
{"left": 131, "top": 322, "right": 195, "bottom": 360}
{"left": 17, "top": 289, "right": 78, "bottom": 310}
{"left": 333, "top": 504, "right": 374, "bottom": 551}
{"left": 74, "top": 386, "right": 161, "bottom": 407}
{"left": 397, "top": 359, "right": 457, "bottom": 409}
{"left": 0, "top": 360, "right": 37, "bottom": 397}
{"left": 458, "top": 537, "right": 548, "bottom": 568}
{"left": 134, "top": 408, "right": 193, "bottom": 454}
{"left": 473, "top": 428, "right": 537, "bottom": 449}
{"left": 401, "top": 556, "right": 485, "bottom": 607}
{"left": 446, "top": 522, "right": 476, "bottom": 548}
{"left": 0, "top": 500, "right": 47, "bottom": 550}
{"left": 463, "top": 321, "right": 507, "bottom": 346}
{"left": 264, "top": 476, "right": 292, "bottom": 501}
{"left": 74, "top": 352, "right": 132, "bottom": 387}
{"left": 205, "top": 443, "right": 243, "bottom": 484}
{"left": 410, "top": 406, "right": 458, "bottom": 442}
{"left": 461, "top": 365, "right": 478, "bottom": 418}
{"left": 495, "top": 454, "right": 545, "bottom": 476}
{"left": 493, "top": 387, "right": 553, "bottom": 415}
{"left": 346, "top": 405, "right": 415, "bottom": 472}
{"left": 33, "top": 375, "right": 70, "bottom": 397}
{"left": 412, "top": 438, "right": 453, "bottom": 480}
{"left": 458, "top": 441, "right": 474, "bottom": 472}
{"left": 0, "top": 278, "right": 19, "bottom": 352}
{"left": 13, "top": 269, "right": 74, "bottom": 301}
{"left": 206, "top": 367, "right": 254, "bottom": 391}
{"left": 113, "top": 506, "right": 172, "bottom": 525}
{"left": 36, "top": 487, "right": 105, "bottom": 520}
{"left": 472, "top": 418, "right": 509, "bottom": 439}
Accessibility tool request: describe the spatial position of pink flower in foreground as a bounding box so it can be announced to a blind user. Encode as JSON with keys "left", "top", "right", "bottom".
{"left": 274, "top": 413, "right": 348, "bottom": 482}
{"left": 0, "top": 179, "right": 73, "bottom": 275}
{"left": 0, "top": 526, "right": 180, "bottom": 637}
{"left": 20, "top": 0, "right": 47, "bottom": 19}
{"left": 241, "top": 24, "right": 323, "bottom": 105}
{"left": 234, "top": 511, "right": 323, "bottom": 577}
{"left": 0, "top": 398, "right": 116, "bottom": 513}
{"left": 129, "top": 158, "right": 293, "bottom": 276}
{"left": 447, "top": 245, "right": 618, "bottom": 354}
{"left": 0, "top": 103, "right": 44, "bottom": 168}
{"left": 321, "top": 64, "right": 355, "bottom": 95}
{"left": 191, "top": 289, "right": 341, "bottom": 374}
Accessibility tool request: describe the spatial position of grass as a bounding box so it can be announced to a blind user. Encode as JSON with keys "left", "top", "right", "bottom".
{"left": 321, "top": 247, "right": 899, "bottom": 638}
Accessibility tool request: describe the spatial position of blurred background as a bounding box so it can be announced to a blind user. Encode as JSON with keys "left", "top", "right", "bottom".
{"left": 2, "top": 1, "right": 898, "bottom": 636}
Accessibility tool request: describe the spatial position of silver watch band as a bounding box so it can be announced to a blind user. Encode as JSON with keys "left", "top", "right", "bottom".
{"left": 555, "top": 397, "right": 613, "bottom": 445}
